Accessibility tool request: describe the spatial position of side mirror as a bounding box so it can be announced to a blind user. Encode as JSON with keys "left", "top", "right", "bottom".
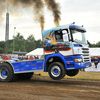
{"left": 62, "top": 30, "right": 69, "bottom": 42}
{"left": 63, "top": 34, "right": 69, "bottom": 42}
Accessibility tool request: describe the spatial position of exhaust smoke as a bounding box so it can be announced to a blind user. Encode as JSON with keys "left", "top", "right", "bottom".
{"left": 0, "top": 0, "right": 61, "bottom": 29}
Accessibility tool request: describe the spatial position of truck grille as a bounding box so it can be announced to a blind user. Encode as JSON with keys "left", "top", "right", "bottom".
{"left": 82, "top": 48, "right": 90, "bottom": 63}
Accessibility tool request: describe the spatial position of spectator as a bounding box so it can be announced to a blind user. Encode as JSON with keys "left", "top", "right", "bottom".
{"left": 91, "top": 56, "right": 94, "bottom": 63}
{"left": 36, "top": 55, "right": 39, "bottom": 59}
{"left": 34, "top": 56, "right": 36, "bottom": 60}
{"left": 94, "top": 57, "right": 99, "bottom": 68}
{"left": 18, "top": 55, "right": 21, "bottom": 60}
{"left": 25, "top": 56, "right": 28, "bottom": 60}
{"left": 0, "top": 56, "right": 3, "bottom": 61}
{"left": 6, "top": 55, "right": 9, "bottom": 60}
{"left": 8, "top": 55, "right": 12, "bottom": 60}
{"left": 21, "top": 55, "right": 24, "bottom": 60}
{"left": 1, "top": 54, "right": 4, "bottom": 59}
{"left": 2, "top": 55, "right": 9, "bottom": 60}
{"left": 29, "top": 55, "right": 34, "bottom": 60}
{"left": 98, "top": 56, "right": 100, "bottom": 63}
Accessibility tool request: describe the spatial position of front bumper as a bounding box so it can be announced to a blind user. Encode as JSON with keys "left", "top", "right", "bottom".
{"left": 74, "top": 62, "right": 92, "bottom": 69}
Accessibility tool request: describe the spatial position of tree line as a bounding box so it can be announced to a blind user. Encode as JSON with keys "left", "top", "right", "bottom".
{"left": 0, "top": 32, "right": 43, "bottom": 53}
{"left": 87, "top": 41, "right": 100, "bottom": 48}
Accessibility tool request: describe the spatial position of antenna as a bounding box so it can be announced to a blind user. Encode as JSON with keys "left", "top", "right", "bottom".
{"left": 72, "top": 22, "right": 75, "bottom": 24}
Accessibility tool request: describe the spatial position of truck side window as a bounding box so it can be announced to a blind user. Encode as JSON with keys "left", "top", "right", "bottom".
{"left": 55, "top": 31, "right": 63, "bottom": 42}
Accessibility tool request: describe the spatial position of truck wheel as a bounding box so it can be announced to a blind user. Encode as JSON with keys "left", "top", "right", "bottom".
{"left": 0, "top": 63, "right": 17, "bottom": 82}
{"left": 48, "top": 62, "right": 65, "bottom": 80}
{"left": 66, "top": 69, "right": 79, "bottom": 76}
{"left": 17, "top": 72, "right": 34, "bottom": 80}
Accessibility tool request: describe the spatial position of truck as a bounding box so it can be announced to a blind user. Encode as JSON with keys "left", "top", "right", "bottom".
{"left": 0, "top": 22, "right": 91, "bottom": 82}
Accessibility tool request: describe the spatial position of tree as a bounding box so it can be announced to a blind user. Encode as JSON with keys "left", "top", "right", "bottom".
{"left": 8, "top": 40, "right": 13, "bottom": 52}
{"left": 0, "top": 41, "right": 5, "bottom": 53}
{"left": 13, "top": 32, "right": 26, "bottom": 52}
{"left": 35, "top": 39, "right": 43, "bottom": 48}
{"left": 0, "top": 47, "right": 4, "bottom": 53}
{"left": 27, "top": 34, "right": 35, "bottom": 42}
{"left": 0, "top": 41, "right": 5, "bottom": 48}
{"left": 96, "top": 42, "right": 100, "bottom": 47}
{"left": 26, "top": 34, "right": 36, "bottom": 52}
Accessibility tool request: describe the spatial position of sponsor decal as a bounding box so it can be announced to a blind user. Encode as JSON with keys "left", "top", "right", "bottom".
{"left": 32, "top": 67, "right": 37, "bottom": 69}
{"left": 38, "top": 67, "right": 42, "bottom": 69}
{"left": 15, "top": 69, "right": 19, "bottom": 72}
{"left": 37, "top": 61, "right": 43, "bottom": 63}
{"left": 26, "top": 65, "right": 29, "bottom": 67}
{"left": 21, "top": 68, "right": 24, "bottom": 71}
{"left": 31, "top": 64, "right": 36, "bottom": 66}
{"left": 21, "top": 62, "right": 26, "bottom": 65}
{"left": 27, "top": 62, "right": 31, "bottom": 64}
{"left": 14, "top": 66, "right": 18, "bottom": 68}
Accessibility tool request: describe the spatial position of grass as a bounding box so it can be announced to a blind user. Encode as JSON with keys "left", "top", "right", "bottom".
{"left": 65, "top": 71, "right": 100, "bottom": 80}
{"left": 34, "top": 71, "right": 100, "bottom": 80}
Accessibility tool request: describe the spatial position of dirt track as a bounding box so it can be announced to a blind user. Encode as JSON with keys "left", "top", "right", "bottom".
{"left": 0, "top": 76, "right": 100, "bottom": 100}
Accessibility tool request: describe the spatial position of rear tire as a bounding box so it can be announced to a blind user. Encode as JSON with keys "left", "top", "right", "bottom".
{"left": 66, "top": 69, "right": 79, "bottom": 76}
{"left": 0, "top": 63, "right": 17, "bottom": 82}
{"left": 48, "top": 62, "right": 65, "bottom": 80}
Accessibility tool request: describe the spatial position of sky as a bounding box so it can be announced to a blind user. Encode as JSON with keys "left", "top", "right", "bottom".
{"left": 1, "top": 0, "right": 100, "bottom": 44}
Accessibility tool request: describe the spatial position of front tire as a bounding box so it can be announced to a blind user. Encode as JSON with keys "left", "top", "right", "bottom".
{"left": 48, "top": 62, "right": 65, "bottom": 80}
{"left": 66, "top": 69, "right": 79, "bottom": 76}
{"left": 0, "top": 63, "right": 17, "bottom": 82}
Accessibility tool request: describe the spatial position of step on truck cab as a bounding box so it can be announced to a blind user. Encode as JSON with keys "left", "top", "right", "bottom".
{"left": 0, "top": 22, "right": 91, "bottom": 82}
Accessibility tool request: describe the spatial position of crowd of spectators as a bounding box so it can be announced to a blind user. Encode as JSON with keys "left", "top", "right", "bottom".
{"left": 91, "top": 56, "right": 100, "bottom": 68}
{"left": 0, "top": 54, "right": 39, "bottom": 61}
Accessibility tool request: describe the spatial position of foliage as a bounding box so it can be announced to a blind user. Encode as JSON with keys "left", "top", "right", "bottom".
{"left": 13, "top": 33, "right": 26, "bottom": 51}
{"left": 89, "top": 41, "right": 100, "bottom": 48}
{"left": 26, "top": 34, "right": 36, "bottom": 52}
{"left": 9, "top": 40, "right": 13, "bottom": 52}
{"left": 0, "top": 32, "right": 42, "bottom": 53}
{"left": 0, "top": 41, "right": 5, "bottom": 49}
{"left": 0, "top": 47, "right": 4, "bottom": 53}
{"left": 0, "top": 41, "right": 5, "bottom": 53}
{"left": 35, "top": 39, "right": 43, "bottom": 48}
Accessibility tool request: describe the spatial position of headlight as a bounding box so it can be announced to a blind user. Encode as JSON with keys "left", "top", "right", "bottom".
{"left": 75, "top": 58, "right": 82, "bottom": 62}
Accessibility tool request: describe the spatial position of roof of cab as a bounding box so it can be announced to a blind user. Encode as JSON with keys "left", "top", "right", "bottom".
{"left": 43, "top": 24, "right": 86, "bottom": 36}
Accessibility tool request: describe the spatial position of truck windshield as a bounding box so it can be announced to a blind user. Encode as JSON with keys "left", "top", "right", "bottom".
{"left": 71, "top": 29, "right": 87, "bottom": 44}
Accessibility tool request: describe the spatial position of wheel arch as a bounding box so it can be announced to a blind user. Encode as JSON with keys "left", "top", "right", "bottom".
{"left": 1, "top": 61, "right": 15, "bottom": 73}
{"left": 44, "top": 54, "right": 67, "bottom": 72}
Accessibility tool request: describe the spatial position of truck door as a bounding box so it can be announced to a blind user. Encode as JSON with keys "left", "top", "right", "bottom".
{"left": 54, "top": 29, "right": 72, "bottom": 56}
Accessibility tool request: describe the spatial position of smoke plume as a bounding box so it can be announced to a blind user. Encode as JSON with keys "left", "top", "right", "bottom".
{"left": 44, "top": 0, "right": 61, "bottom": 26}
{"left": 32, "top": 0, "right": 44, "bottom": 30}
{"left": 7, "top": 0, "right": 45, "bottom": 30}
{"left": 0, "top": 0, "right": 6, "bottom": 25}
{"left": 0, "top": 0, "right": 61, "bottom": 29}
